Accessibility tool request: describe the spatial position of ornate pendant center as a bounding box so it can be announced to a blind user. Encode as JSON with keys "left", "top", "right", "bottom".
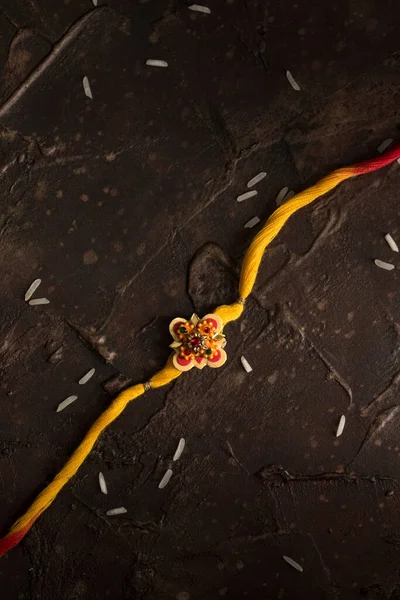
{"left": 169, "top": 313, "right": 227, "bottom": 371}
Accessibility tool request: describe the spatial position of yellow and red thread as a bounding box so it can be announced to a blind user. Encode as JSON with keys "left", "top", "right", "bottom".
{"left": 1, "top": 143, "right": 400, "bottom": 557}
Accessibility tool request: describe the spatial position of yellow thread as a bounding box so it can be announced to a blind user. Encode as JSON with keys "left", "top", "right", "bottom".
{"left": 214, "top": 302, "right": 244, "bottom": 324}
{"left": 1, "top": 163, "right": 360, "bottom": 546}
{"left": 150, "top": 360, "right": 182, "bottom": 387}
{"left": 238, "top": 167, "right": 354, "bottom": 299}
{"left": 9, "top": 362, "right": 181, "bottom": 534}
{"left": 212, "top": 168, "right": 354, "bottom": 326}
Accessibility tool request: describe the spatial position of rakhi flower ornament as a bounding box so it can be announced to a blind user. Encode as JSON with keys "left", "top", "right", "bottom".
{"left": 169, "top": 313, "right": 227, "bottom": 371}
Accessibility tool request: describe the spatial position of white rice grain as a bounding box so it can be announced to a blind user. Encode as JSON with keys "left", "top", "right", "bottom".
{"left": 173, "top": 438, "right": 185, "bottom": 461}
{"left": 92, "top": 0, "right": 98, "bottom": 5}
{"left": 24, "top": 278, "right": 41, "bottom": 301}
{"left": 240, "top": 356, "right": 253, "bottom": 373}
{"left": 79, "top": 368, "right": 96, "bottom": 385}
{"left": 275, "top": 186, "right": 289, "bottom": 206}
{"left": 83, "top": 76, "right": 93, "bottom": 99}
{"left": 158, "top": 469, "right": 173, "bottom": 489}
{"left": 146, "top": 59, "right": 168, "bottom": 68}
{"left": 377, "top": 138, "right": 393, "bottom": 154}
{"left": 98, "top": 472, "right": 108, "bottom": 494}
{"left": 106, "top": 507, "right": 127, "bottom": 516}
{"left": 336, "top": 415, "right": 346, "bottom": 438}
{"left": 237, "top": 190, "right": 258, "bottom": 202}
{"left": 284, "top": 190, "right": 295, "bottom": 201}
{"left": 56, "top": 395, "right": 78, "bottom": 412}
{"left": 385, "top": 233, "right": 399, "bottom": 253}
{"left": 286, "top": 70, "right": 300, "bottom": 91}
{"left": 374, "top": 259, "right": 395, "bottom": 271}
{"left": 188, "top": 4, "right": 211, "bottom": 13}
{"left": 29, "top": 298, "right": 50, "bottom": 305}
{"left": 244, "top": 216, "right": 260, "bottom": 229}
{"left": 397, "top": 158, "right": 400, "bottom": 166}
{"left": 283, "top": 556, "right": 303, "bottom": 572}
{"left": 247, "top": 172, "right": 267, "bottom": 188}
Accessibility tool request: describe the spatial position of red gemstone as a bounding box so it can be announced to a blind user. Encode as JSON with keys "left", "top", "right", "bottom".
{"left": 204, "top": 327, "right": 210, "bottom": 333}
{"left": 191, "top": 337, "right": 200, "bottom": 345}
{"left": 184, "top": 349, "right": 191, "bottom": 355}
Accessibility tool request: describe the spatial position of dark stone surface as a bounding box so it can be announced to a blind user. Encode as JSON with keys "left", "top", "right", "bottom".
{"left": 1, "top": 0, "right": 400, "bottom": 598}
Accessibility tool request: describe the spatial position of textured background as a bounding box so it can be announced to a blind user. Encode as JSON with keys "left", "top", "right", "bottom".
{"left": 0, "top": 0, "right": 400, "bottom": 598}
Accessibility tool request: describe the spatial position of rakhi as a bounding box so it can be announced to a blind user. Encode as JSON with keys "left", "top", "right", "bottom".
{"left": 1, "top": 143, "right": 400, "bottom": 557}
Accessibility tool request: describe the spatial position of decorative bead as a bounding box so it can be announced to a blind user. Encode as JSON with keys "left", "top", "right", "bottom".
{"left": 170, "top": 313, "right": 226, "bottom": 371}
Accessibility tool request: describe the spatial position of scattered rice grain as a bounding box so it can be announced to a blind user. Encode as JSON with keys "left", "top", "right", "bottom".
{"left": 286, "top": 70, "right": 300, "bottom": 91}
{"left": 244, "top": 216, "right": 260, "bottom": 229}
{"left": 282, "top": 556, "right": 303, "bottom": 572}
{"left": 275, "top": 186, "right": 289, "bottom": 206}
{"left": 237, "top": 190, "right": 257, "bottom": 202}
{"left": 106, "top": 507, "right": 127, "bottom": 516}
{"left": 336, "top": 415, "right": 346, "bottom": 437}
{"left": 79, "top": 368, "right": 96, "bottom": 385}
{"left": 374, "top": 259, "right": 395, "bottom": 271}
{"left": 24, "top": 278, "right": 41, "bottom": 301}
{"left": 240, "top": 356, "right": 253, "bottom": 373}
{"left": 188, "top": 4, "right": 211, "bottom": 13}
{"left": 377, "top": 138, "right": 393, "bottom": 154}
{"left": 83, "top": 76, "right": 93, "bottom": 99}
{"left": 284, "top": 190, "right": 295, "bottom": 201}
{"left": 159, "top": 469, "right": 173, "bottom": 489}
{"left": 29, "top": 298, "right": 50, "bottom": 305}
{"left": 247, "top": 172, "right": 266, "bottom": 188}
{"left": 98, "top": 472, "right": 108, "bottom": 494}
{"left": 56, "top": 395, "right": 78, "bottom": 412}
{"left": 173, "top": 438, "right": 185, "bottom": 461}
{"left": 146, "top": 59, "right": 168, "bottom": 68}
{"left": 385, "top": 233, "right": 399, "bottom": 253}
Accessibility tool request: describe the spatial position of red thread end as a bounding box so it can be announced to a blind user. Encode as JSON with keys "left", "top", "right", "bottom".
{"left": 353, "top": 143, "right": 400, "bottom": 175}
{"left": 0, "top": 518, "right": 36, "bottom": 558}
